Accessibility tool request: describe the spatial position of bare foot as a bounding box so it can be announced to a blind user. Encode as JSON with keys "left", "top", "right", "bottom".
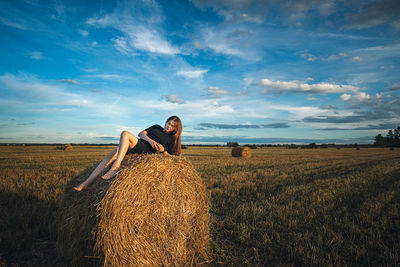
{"left": 102, "top": 167, "right": 119, "bottom": 180}
{"left": 73, "top": 183, "right": 86, "bottom": 192}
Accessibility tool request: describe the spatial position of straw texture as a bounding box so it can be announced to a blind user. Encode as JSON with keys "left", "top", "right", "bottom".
{"left": 231, "top": 146, "right": 251, "bottom": 158}
{"left": 57, "top": 154, "right": 210, "bottom": 267}
{"left": 64, "top": 144, "right": 73, "bottom": 151}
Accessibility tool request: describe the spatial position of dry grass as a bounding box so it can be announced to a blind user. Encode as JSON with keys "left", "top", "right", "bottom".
{"left": 57, "top": 154, "right": 209, "bottom": 267}
{"left": 0, "top": 145, "right": 399, "bottom": 266}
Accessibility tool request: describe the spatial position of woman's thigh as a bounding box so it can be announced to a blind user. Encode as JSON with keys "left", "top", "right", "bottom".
{"left": 122, "top": 131, "right": 139, "bottom": 150}
{"left": 127, "top": 139, "right": 154, "bottom": 154}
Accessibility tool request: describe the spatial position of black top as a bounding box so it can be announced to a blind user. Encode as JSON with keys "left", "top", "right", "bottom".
{"left": 145, "top": 124, "right": 175, "bottom": 154}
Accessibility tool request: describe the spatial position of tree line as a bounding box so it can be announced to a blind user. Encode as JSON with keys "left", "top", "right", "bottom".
{"left": 374, "top": 126, "right": 400, "bottom": 147}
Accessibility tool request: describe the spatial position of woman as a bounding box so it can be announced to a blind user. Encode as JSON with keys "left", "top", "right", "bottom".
{"left": 73, "top": 115, "right": 182, "bottom": 191}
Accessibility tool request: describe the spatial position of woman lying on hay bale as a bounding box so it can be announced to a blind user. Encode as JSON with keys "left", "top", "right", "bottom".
{"left": 73, "top": 115, "right": 182, "bottom": 191}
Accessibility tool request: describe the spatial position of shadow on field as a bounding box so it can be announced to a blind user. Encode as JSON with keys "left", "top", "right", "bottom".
{"left": 209, "top": 163, "right": 400, "bottom": 266}
{"left": 0, "top": 190, "right": 69, "bottom": 267}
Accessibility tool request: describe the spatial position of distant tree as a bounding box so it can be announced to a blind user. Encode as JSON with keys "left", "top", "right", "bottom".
{"left": 374, "top": 134, "right": 387, "bottom": 147}
{"left": 374, "top": 126, "right": 400, "bottom": 147}
{"left": 387, "top": 130, "right": 394, "bottom": 147}
{"left": 307, "top": 143, "right": 317, "bottom": 149}
{"left": 227, "top": 142, "right": 239, "bottom": 147}
{"left": 394, "top": 126, "right": 400, "bottom": 146}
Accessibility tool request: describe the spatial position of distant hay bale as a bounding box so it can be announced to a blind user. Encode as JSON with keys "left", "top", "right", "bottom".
{"left": 57, "top": 154, "right": 210, "bottom": 267}
{"left": 231, "top": 146, "right": 251, "bottom": 158}
{"left": 64, "top": 144, "right": 73, "bottom": 151}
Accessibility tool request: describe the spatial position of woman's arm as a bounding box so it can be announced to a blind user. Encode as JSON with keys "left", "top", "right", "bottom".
{"left": 139, "top": 130, "right": 165, "bottom": 152}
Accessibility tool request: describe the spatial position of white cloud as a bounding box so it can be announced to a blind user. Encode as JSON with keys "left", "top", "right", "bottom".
{"left": 340, "top": 92, "right": 371, "bottom": 102}
{"left": 352, "top": 43, "right": 400, "bottom": 66}
{"left": 78, "top": 29, "right": 89, "bottom": 36}
{"left": 176, "top": 69, "right": 208, "bottom": 79}
{"left": 202, "top": 28, "right": 243, "bottom": 56}
{"left": 190, "top": 0, "right": 269, "bottom": 24}
{"left": 207, "top": 86, "right": 229, "bottom": 98}
{"left": 57, "top": 79, "right": 81, "bottom": 85}
{"left": 191, "top": 0, "right": 338, "bottom": 26}
{"left": 347, "top": 0, "right": 400, "bottom": 29}
{"left": 300, "top": 51, "right": 317, "bottom": 61}
{"left": 268, "top": 103, "right": 333, "bottom": 121}
{"left": 49, "top": 0, "right": 66, "bottom": 20}
{"left": 321, "top": 55, "right": 338, "bottom": 62}
{"left": 341, "top": 93, "right": 351, "bottom": 101}
{"left": 259, "top": 79, "right": 361, "bottom": 94}
{"left": 198, "top": 26, "right": 260, "bottom": 60}
{"left": 113, "top": 36, "right": 132, "bottom": 54}
{"left": 127, "top": 26, "right": 179, "bottom": 55}
{"left": 361, "top": 43, "right": 400, "bottom": 54}
{"left": 0, "top": 73, "right": 134, "bottom": 121}
{"left": 0, "top": 16, "right": 27, "bottom": 30}
{"left": 388, "top": 83, "right": 400, "bottom": 90}
{"left": 302, "top": 52, "right": 351, "bottom": 62}
{"left": 85, "top": 74, "right": 135, "bottom": 81}
{"left": 317, "top": 33, "right": 376, "bottom": 41}
{"left": 319, "top": 1, "right": 335, "bottom": 16}
{"left": 352, "top": 56, "right": 362, "bottom": 61}
{"left": 136, "top": 98, "right": 235, "bottom": 119}
{"left": 0, "top": 73, "right": 87, "bottom": 106}
{"left": 86, "top": 1, "right": 179, "bottom": 55}
{"left": 163, "top": 95, "right": 185, "bottom": 104}
{"left": 82, "top": 68, "right": 97, "bottom": 73}
{"left": 352, "top": 92, "right": 371, "bottom": 101}
{"left": 86, "top": 14, "right": 116, "bottom": 27}
{"left": 29, "top": 51, "right": 44, "bottom": 60}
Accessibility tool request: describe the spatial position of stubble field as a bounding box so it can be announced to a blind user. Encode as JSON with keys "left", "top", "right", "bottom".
{"left": 0, "top": 145, "right": 399, "bottom": 266}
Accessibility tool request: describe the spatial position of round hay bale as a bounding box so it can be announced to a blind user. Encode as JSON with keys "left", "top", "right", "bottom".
{"left": 231, "top": 146, "right": 251, "bottom": 158}
{"left": 64, "top": 144, "right": 73, "bottom": 151}
{"left": 57, "top": 154, "right": 210, "bottom": 266}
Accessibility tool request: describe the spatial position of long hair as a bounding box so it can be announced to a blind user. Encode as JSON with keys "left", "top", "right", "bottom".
{"left": 167, "top": 115, "right": 182, "bottom": 156}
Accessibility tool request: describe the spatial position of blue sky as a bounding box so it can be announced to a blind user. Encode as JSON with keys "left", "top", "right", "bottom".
{"left": 0, "top": 0, "right": 399, "bottom": 144}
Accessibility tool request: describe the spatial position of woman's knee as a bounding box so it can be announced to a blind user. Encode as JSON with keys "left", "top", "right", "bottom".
{"left": 121, "top": 130, "right": 131, "bottom": 138}
{"left": 120, "top": 130, "right": 137, "bottom": 148}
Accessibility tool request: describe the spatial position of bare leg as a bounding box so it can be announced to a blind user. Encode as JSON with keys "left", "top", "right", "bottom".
{"left": 73, "top": 148, "right": 118, "bottom": 191}
{"left": 102, "top": 131, "right": 138, "bottom": 180}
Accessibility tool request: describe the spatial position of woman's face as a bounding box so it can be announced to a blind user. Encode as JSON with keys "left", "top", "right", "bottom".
{"left": 164, "top": 120, "right": 176, "bottom": 133}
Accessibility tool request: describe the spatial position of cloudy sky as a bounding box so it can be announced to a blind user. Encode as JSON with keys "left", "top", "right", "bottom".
{"left": 0, "top": 0, "right": 399, "bottom": 144}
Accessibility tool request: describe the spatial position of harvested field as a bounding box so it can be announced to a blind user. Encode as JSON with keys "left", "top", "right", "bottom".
{"left": 0, "top": 145, "right": 399, "bottom": 266}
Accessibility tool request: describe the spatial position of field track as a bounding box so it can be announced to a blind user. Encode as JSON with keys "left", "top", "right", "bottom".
{"left": 0, "top": 146, "right": 399, "bottom": 266}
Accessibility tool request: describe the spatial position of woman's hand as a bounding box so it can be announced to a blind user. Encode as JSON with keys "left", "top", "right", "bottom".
{"left": 139, "top": 131, "right": 165, "bottom": 153}
{"left": 157, "top": 144, "right": 165, "bottom": 153}
{"left": 151, "top": 141, "right": 165, "bottom": 153}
